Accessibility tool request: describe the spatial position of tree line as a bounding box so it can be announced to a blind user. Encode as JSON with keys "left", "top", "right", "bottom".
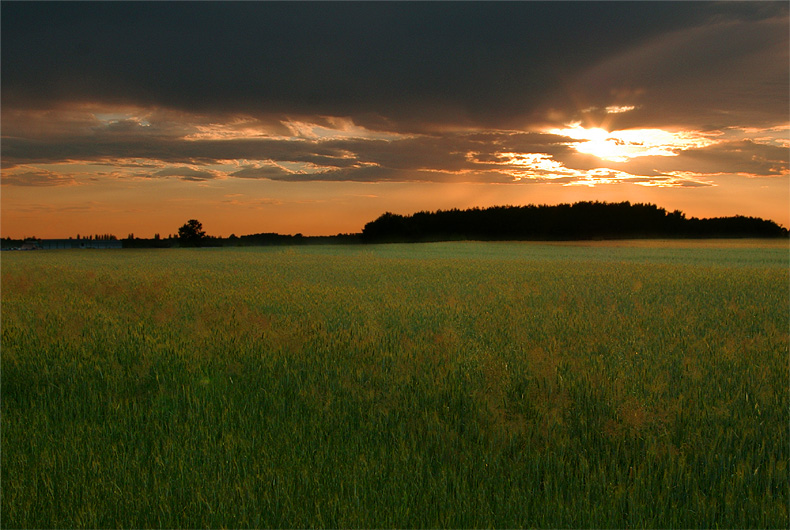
{"left": 360, "top": 202, "right": 789, "bottom": 242}
{"left": 3, "top": 203, "right": 787, "bottom": 250}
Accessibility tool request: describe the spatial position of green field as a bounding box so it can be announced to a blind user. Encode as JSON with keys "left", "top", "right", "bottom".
{"left": 2, "top": 241, "right": 788, "bottom": 528}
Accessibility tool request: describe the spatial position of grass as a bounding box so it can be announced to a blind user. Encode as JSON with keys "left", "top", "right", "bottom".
{"left": 2, "top": 241, "right": 788, "bottom": 527}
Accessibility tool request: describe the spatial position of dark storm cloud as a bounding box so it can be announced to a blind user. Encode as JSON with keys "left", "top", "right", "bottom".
{"left": 4, "top": 1, "right": 784, "bottom": 132}
{"left": 564, "top": 13, "right": 789, "bottom": 130}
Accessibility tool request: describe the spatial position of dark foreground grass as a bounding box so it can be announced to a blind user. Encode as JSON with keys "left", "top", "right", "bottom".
{"left": 2, "top": 241, "right": 788, "bottom": 527}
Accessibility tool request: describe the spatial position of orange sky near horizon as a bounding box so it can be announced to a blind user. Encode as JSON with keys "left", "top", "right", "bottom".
{"left": 2, "top": 171, "right": 788, "bottom": 239}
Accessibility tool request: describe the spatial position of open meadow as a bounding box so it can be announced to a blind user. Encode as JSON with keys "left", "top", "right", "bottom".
{"left": 1, "top": 240, "right": 788, "bottom": 528}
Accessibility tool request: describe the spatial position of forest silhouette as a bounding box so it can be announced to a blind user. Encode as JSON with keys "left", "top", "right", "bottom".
{"left": 360, "top": 202, "right": 789, "bottom": 243}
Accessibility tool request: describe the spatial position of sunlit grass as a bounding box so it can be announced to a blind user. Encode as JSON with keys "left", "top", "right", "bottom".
{"left": 2, "top": 241, "right": 788, "bottom": 527}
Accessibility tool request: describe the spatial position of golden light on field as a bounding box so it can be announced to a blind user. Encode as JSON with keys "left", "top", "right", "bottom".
{"left": 550, "top": 124, "right": 718, "bottom": 162}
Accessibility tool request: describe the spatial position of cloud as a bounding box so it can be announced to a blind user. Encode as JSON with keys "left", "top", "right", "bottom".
{"left": 2, "top": 3, "right": 785, "bottom": 196}
{"left": 231, "top": 165, "right": 295, "bottom": 180}
{"left": 2, "top": 7, "right": 787, "bottom": 193}
{"left": 4, "top": 2, "right": 783, "bottom": 133}
{"left": 675, "top": 140, "right": 789, "bottom": 177}
{"left": 600, "top": 139, "right": 790, "bottom": 178}
{"left": 559, "top": 14, "right": 789, "bottom": 131}
{"left": 1, "top": 169, "right": 78, "bottom": 187}
{"left": 3, "top": 108, "right": 785, "bottom": 190}
{"left": 151, "top": 167, "right": 224, "bottom": 182}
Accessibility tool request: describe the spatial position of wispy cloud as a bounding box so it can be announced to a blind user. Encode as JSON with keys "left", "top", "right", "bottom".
{"left": 2, "top": 111, "right": 786, "bottom": 189}
{"left": 151, "top": 166, "right": 225, "bottom": 182}
{"left": 1, "top": 168, "right": 78, "bottom": 187}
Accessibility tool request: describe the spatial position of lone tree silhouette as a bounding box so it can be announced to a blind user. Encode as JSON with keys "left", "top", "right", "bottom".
{"left": 178, "top": 219, "right": 207, "bottom": 247}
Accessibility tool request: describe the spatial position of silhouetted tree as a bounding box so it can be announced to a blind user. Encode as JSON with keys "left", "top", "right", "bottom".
{"left": 178, "top": 219, "right": 207, "bottom": 247}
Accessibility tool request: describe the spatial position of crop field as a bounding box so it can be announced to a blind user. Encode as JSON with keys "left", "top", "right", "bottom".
{"left": 1, "top": 240, "right": 788, "bottom": 528}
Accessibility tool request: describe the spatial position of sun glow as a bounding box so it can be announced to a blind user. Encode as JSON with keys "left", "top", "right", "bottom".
{"left": 550, "top": 124, "right": 717, "bottom": 162}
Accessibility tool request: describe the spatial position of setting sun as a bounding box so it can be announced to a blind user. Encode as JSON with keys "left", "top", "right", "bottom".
{"left": 549, "top": 124, "right": 718, "bottom": 162}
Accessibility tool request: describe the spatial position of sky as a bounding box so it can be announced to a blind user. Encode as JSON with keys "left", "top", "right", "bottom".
{"left": 2, "top": 1, "right": 788, "bottom": 238}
